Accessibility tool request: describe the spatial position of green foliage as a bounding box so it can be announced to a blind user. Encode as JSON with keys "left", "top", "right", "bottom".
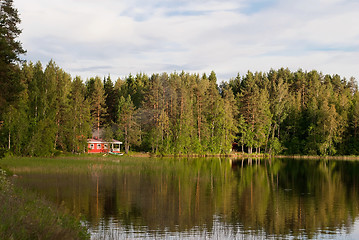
{"left": 0, "top": 148, "right": 6, "bottom": 158}
{"left": 88, "top": 76, "right": 107, "bottom": 139}
{"left": 269, "top": 137, "right": 282, "bottom": 155}
{"left": 117, "top": 95, "right": 141, "bottom": 154}
{"left": 62, "top": 76, "right": 92, "bottom": 153}
{"left": 0, "top": 24, "right": 358, "bottom": 158}
{"left": 0, "top": 0, "right": 26, "bottom": 112}
{"left": 0, "top": 61, "right": 92, "bottom": 156}
{"left": 228, "top": 68, "right": 359, "bottom": 156}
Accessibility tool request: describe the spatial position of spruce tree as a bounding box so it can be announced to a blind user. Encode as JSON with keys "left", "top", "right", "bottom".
{"left": 0, "top": 0, "right": 26, "bottom": 112}
{"left": 104, "top": 75, "right": 118, "bottom": 124}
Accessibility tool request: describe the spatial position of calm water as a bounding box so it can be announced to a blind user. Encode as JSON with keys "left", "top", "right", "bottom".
{"left": 10, "top": 157, "right": 359, "bottom": 239}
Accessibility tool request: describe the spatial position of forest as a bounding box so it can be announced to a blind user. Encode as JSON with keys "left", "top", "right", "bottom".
{"left": 1, "top": 0, "right": 359, "bottom": 157}
{"left": 1, "top": 61, "right": 359, "bottom": 156}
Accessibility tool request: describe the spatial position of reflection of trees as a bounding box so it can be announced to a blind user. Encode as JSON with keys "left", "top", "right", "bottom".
{"left": 229, "top": 158, "right": 359, "bottom": 238}
{"left": 108, "top": 158, "right": 235, "bottom": 232}
{"left": 12, "top": 158, "right": 359, "bottom": 238}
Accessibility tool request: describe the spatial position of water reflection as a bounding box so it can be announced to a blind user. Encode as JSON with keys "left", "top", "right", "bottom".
{"left": 230, "top": 158, "right": 359, "bottom": 239}
{"left": 11, "top": 158, "right": 359, "bottom": 239}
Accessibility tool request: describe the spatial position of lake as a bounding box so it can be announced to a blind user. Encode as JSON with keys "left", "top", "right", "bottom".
{"left": 7, "top": 157, "right": 359, "bottom": 239}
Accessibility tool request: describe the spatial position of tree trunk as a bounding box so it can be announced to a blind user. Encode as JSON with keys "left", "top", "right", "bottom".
{"left": 267, "top": 123, "right": 277, "bottom": 155}
{"left": 197, "top": 94, "right": 202, "bottom": 143}
{"left": 97, "top": 108, "right": 100, "bottom": 139}
{"left": 8, "top": 129, "right": 11, "bottom": 150}
{"left": 125, "top": 125, "right": 129, "bottom": 154}
{"left": 265, "top": 124, "right": 273, "bottom": 153}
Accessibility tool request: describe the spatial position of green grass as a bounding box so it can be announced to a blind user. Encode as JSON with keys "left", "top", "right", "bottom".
{"left": 0, "top": 168, "right": 89, "bottom": 240}
{"left": 276, "top": 154, "right": 359, "bottom": 161}
{"left": 0, "top": 154, "right": 142, "bottom": 172}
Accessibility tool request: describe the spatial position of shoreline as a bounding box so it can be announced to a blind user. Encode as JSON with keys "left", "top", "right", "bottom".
{"left": 138, "top": 152, "right": 359, "bottom": 160}
{"left": 4, "top": 152, "right": 359, "bottom": 160}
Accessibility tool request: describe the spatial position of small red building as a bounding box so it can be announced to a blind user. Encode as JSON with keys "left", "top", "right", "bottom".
{"left": 87, "top": 139, "right": 122, "bottom": 154}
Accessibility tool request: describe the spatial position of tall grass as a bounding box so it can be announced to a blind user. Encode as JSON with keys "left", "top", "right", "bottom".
{"left": 0, "top": 155, "right": 182, "bottom": 176}
{"left": 0, "top": 169, "right": 89, "bottom": 240}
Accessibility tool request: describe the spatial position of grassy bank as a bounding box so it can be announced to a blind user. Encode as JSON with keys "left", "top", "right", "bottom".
{"left": 275, "top": 155, "right": 359, "bottom": 161}
{"left": 0, "top": 168, "right": 89, "bottom": 240}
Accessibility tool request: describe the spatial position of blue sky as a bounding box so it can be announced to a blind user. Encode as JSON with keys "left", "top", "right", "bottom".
{"left": 15, "top": 0, "right": 359, "bottom": 82}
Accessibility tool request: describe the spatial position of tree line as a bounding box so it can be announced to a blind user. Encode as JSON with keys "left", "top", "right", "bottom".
{"left": 1, "top": 60, "right": 358, "bottom": 156}
{"left": 1, "top": 62, "right": 237, "bottom": 155}
{"left": 229, "top": 69, "right": 359, "bottom": 156}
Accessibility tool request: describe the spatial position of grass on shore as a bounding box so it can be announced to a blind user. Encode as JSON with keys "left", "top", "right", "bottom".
{"left": 0, "top": 168, "right": 89, "bottom": 240}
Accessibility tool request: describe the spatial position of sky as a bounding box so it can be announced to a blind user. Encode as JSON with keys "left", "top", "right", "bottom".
{"left": 15, "top": 0, "right": 359, "bottom": 82}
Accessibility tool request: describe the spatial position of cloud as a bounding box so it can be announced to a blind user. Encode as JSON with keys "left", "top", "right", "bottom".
{"left": 15, "top": 0, "right": 359, "bottom": 81}
{"left": 240, "top": 0, "right": 278, "bottom": 15}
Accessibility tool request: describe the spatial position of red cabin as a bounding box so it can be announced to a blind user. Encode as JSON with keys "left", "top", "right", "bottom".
{"left": 87, "top": 139, "right": 122, "bottom": 154}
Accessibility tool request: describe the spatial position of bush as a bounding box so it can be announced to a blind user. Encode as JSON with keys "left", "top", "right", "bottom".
{"left": 269, "top": 137, "right": 283, "bottom": 155}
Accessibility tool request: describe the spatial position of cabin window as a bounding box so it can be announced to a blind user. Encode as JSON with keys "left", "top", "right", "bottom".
{"left": 97, "top": 144, "right": 101, "bottom": 149}
{"left": 104, "top": 144, "right": 108, "bottom": 149}
{"left": 89, "top": 144, "right": 94, "bottom": 149}
{"left": 113, "top": 143, "right": 120, "bottom": 149}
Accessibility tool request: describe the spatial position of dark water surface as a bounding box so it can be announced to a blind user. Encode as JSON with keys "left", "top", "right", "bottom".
{"left": 10, "top": 157, "right": 359, "bottom": 239}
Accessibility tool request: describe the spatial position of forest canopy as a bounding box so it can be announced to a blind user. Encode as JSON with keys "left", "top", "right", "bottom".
{"left": 1, "top": 61, "right": 358, "bottom": 156}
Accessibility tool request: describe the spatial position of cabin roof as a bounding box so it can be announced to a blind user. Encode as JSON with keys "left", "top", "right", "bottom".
{"left": 88, "top": 139, "right": 122, "bottom": 144}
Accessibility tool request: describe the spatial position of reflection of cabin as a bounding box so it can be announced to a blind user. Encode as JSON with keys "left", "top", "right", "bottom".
{"left": 87, "top": 139, "right": 122, "bottom": 153}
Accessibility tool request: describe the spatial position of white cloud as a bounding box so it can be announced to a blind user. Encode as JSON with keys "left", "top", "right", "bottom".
{"left": 15, "top": 0, "right": 359, "bottom": 81}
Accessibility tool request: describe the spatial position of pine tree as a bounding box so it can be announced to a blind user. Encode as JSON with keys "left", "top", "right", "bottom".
{"left": 139, "top": 74, "right": 163, "bottom": 152}
{"left": 88, "top": 77, "right": 107, "bottom": 139}
{"left": 238, "top": 71, "right": 257, "bottom": 153}
{"left": 0, "top": 0, "right": 26, "bottom": 112}
{"left": 193, "top": 75, "right": 209, "bottom": 147}
{"left": 174, "top": 75, "right": 194, "bottom": 154}
{"left": 238, "top": 72, "right": 271, "bottom": 153}
{"left": 203, "top": 80, "right": 222, "bottom": 152}
{"left": 267, "top": 72, "right": 289, "bottom": 154}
